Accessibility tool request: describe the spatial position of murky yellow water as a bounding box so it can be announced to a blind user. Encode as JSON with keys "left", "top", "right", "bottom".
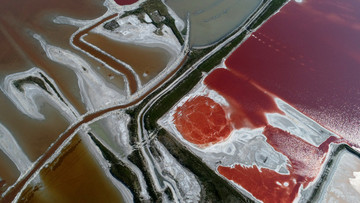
{"left": 0, "top": 94, "right": 70, "bottom": 161}
{"left": 0, "top": 0, "right": 108, "bottom": 114}
{"left": 84, "top": 32, "right": 171, "bottom": 85}
{"left": 0, "top": 150, "right": 19, "bottom": 194}
{"left": 0, "top": 0, "right": 113, "bottom": 189}
{"left": 165, "top": 0, "right": 262, "bottom": 46}
{"left": 0, "top": 0, "right": 106, "bottom": 194}
{"left": 19, "top": 135, "right": 124, "bottom": 203}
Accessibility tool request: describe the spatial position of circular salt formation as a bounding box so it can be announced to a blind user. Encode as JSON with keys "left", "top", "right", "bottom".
{"left": 114, "top": 0, "right": 138, "bottom": 5}
{"left": 173, "top": 96, "right": 231, "bottom": 147}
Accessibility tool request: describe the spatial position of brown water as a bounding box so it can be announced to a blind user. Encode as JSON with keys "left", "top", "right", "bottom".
{"left": 18, "top": 135, "right": 124, "bottom": 202}
{"left": 0, "top": 18, "right": 86, "bottom": 115}
{"left": 84, "top": 33, "right": 171, "bottom": 85}
{"left": 95, "top": 62, "right": 127, "bottom": 91}
{"left": 1, "top": 0, "right": 172, "bottom": 201}
{"left": 0, "top": 94, "right": 69, "bottom": 161}
{"left": 72, "top": 14, "right": 140, "bottom": 94}
{"left": 0, "top": 0, "right": 108, "bottom": 190}
{"left": 0, "top": 150, "right": 19, "bottom": 194}
{"left": 1, "top": 55, "right": 187, "bottom": 202}
{"left": 0, "top": 0, "right": 107, "bottom": 114}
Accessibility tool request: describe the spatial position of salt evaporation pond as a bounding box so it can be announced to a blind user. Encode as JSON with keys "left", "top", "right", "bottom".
{"left": 19, "top": 135, "right": 125, "bottom": 203}
{"left": 225, "top": 0, "right": 360, "bottom": 144}
{"left": 84, "top": 32, "right": 171, "bottom": 85}
{"left": 164, "top": 0, "right": 262, "bottom": 46}
{"left": 0, "top": 0, "right": 110, "bottom": 195}
{"left": 174, "top": 67, "right": 338, "bottom": 201}
{"left": 0, "top": 0, "right": 108, "bottom": 114}
{"left": 171, "top": 0, "right": 360, "bottom": 201}
{"left": 114, "top": 0, "right": 138, "bottom": 5}
{"left": 0, "top": 151, "right": 19, "bottom": 193}
{"left": 318, "top": 149, "right": 360, "bottom": 202}
{"left": 0, "top": 0, "right": 106, "bottom": 158}
{"left": 173, "top": 96, "right": 232, "bottom": 147}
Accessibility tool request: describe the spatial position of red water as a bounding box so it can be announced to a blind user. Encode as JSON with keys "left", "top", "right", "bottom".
{"left": 172, "top": 0, "right": 360, "bottom": 200}
{"left": 225, "top": 0, "right": 360, "bottom": 144}
{"left": 204, "top": 68, "right": 280, "bottom": 129}
{"left": 262, "top": 126, "right": 334, "bottom": 187}
{"left": 114, "top": 0, "right": 138, "bottom": 5}
{"left": 219, "top": 126, "right": 337, "bottom": 202}
{"left": 218, "top": 164, "right": 302, "bottom": 203}
{"left": 173, "top": 96, "right": 231, "bottom": 147}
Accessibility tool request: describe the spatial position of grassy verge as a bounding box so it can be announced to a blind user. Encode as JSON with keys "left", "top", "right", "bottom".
{"left": 250, "top": 0, "right": 288, "bottom": 29}
{"left": 128, "top": 150, "right": 162, "bottom": 202}
{"left": 39, "top": 73, "right": 66, "bottom": 104}
{"left": 13, "top": 76, "right": 50, "bottom": 94}
{"left": 144, "top": 30, "right": 247, "bottom": 131}
{"left": 88, "top": 133, "right": 143, "bottom": 203}
{"left": 13, "top": 73, "right": 67, "bottom": 104}
{"left": 157, "top": 129, "right": 253, "bottom": 202}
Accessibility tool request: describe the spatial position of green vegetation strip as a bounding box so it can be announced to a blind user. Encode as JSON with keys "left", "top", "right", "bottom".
{"left": 250, "top": 0, "right": 288, "bottom": 28}
{"left": 127, "top": 150, "right": 163, "bottom": 202}
{"left": 13, "top": 73, "right": 68, "bottom": 105}
{"left": 145, "top": 31, "right": 247, "bottom": 131}
{"left": 39, "top": 73, "right": 67, "bottom": 104}
{"left": 13, "top": 76, "right": 51, "bottom": 95}
{"left": 88, "top": 133, "right": 143, "bottom": 203}
{"left": 157, "top": 129, "right": 253, "bottom": 202}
